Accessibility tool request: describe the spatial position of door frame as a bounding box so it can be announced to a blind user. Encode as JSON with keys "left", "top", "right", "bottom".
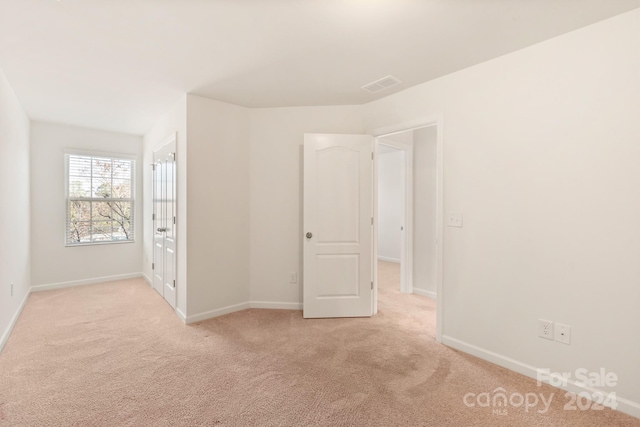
{"left": 371, "top": 115, "right": 444, "bottom": 343}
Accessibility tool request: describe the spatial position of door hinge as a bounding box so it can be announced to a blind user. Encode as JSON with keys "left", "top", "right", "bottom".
{"left": 152, "top": 263, "right": 155, "bottom": 270}
{"left": 172, "top": 152, "right": 176, "bottom": 161}
{"left": 371, "top": 152, "right": 374, "bottom": 160}
{"left": 371, "top": 281, "right": 373, "bottom": 290}
{"left": 151, "top": 163, "right": 156, "bottom": 171}
{"left": 173, "top": 216, "right": 176, "bottom": 225}
{"left": 152, "top": 213, "right": 155, "bottom": 221}
{"left": 371, "top": 217, "right": 373, "bottom": 225}
{"left": 173, "top": 280, "right": 176, "bottom": 287}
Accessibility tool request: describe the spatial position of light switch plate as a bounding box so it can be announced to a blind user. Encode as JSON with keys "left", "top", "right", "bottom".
{"left": 447, "top": 212, "right": 463, "bottom": 227}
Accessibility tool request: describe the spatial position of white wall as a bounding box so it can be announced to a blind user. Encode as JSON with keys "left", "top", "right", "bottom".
{"left": 377, "top": 149, "right": 404, "bottom": 263}
{"left": 186, "top": 94, "right": 251, "bottom": 316}
{"left": 249, "top": 106, "right": 364, "bottom": 305}
{"left": 0, "top": 68, "right": 30, "bottom": 350}
{"left": 142, "top": 96, "right": 187, "bottom": 316}
{"left": 413, "top": 127, "right": 437, "bottom": 295}
{"left": 30, "top": 122, "right": 143, "bottom": 287}
{"left": 362, "top": 9, "right": 640, "bottom": 410}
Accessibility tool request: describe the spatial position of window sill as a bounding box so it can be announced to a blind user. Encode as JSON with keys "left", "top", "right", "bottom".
{"left": 65, "top": 240, "right": 135, "bottom": 247}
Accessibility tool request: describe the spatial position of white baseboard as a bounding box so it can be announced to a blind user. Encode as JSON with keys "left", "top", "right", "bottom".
{"left": 175, "top": 307, "right": 187, "bottom": 322}
{"left": 615, "top": 396, "right": 640, "bottom": 420}
{"left": 249, "top": 301, "right": 302, "bottom": 310}
{"left": 31, "top": 273, "right": 143, "bottom": 293}
{"left": 142, "top": 274, "right": 152, "bottom": 286}
{"left": 378, "top": 256, "right": 400, "bottom": 263}
{"left": 413, "top": 288, "right": 437, "bottom": 299}
{"left": 442, "top": 335, "right": 640, "bottom": 420}
{"left": 0, "top": 289, "right": 31, "bottom": 354}
{"left": 185, "top": 302, "right": 250, "bottom": 324}
{"left": 184, "top": 301, "right": 303, "bottom": 324}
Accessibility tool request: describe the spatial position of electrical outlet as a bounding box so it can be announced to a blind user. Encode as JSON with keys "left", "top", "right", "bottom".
{"left": 555, "top": 323, "right": 571, "bottom": 345}
{"left": 538, "top": 319, "right": 554, "bottom": 340}
{"left": 289, "top": 272, "right": 297, "bottom": 284}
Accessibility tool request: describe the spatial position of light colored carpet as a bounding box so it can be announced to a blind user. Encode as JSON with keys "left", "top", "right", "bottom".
{"left": 0, "top": 261, "right": 637, "bottom": 426}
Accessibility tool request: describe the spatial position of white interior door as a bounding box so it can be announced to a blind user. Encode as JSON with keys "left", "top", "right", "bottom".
{"left": 303, "top": 134, "right": 374, "bottom": 318}
{"left": 152, "top": 135, "right": 177, "bottom": 309}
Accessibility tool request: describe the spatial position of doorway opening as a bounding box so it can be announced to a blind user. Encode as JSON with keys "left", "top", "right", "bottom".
{"left": 374, "top": 122, "right": 442, "bottom": 341}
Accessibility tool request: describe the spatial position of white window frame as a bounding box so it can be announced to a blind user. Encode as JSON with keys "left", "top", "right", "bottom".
{"left": 64, "top": 149, "right": 137, "bottom": 246}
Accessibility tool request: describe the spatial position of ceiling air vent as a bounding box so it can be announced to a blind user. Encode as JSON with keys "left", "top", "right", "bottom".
{"left": 361, "top": 75, "right": 402, "bottom": 93}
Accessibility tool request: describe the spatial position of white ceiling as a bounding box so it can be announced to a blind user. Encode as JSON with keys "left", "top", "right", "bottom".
{"left": 0, "top": 0, "right": 638, "bottom": 135}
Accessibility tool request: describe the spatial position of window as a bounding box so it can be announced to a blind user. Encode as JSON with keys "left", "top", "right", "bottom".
{"left": 65, "top": 152, "right": 135, "bottom": 245}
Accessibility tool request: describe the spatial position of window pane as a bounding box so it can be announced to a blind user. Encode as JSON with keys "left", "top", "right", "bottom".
{"left": 69, "top": 200, "right": 91, "bottom": 222}
{"left": 112, "top": 179, "right": 131, "bottom": 198}
{"left": 113, "top": 219, "right": 132, "bottom": 241}
{"left": 92, "top": 157, "right": 112, "bottom": 178}
{"left": 92, "top": 201, "right": 112, "bottom": 221}
{"left": 91, "top": 221, "right": 113, "bottom": 241}
{"left": 111, "top": 201, "right": 131, "bottom": 222}
{"left": 68, "top": 221, "right": 91, "bottom": 243}
{"left": 68, "top": 156, "right": 91, "bottom": 177}
{"left": 112, "top": 201, "right": 132, "bottom": 241}
{"left": 112, "top": 159, "right": 132, "bottom": 179}
{"left": 69, "top": 176, "right": 91, "bottom": 198}
{"left": 93, "top": 177, "right": 112, "bottom": 198}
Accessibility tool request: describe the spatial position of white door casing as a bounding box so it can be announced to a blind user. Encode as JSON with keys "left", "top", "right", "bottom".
{"left": 152, "top": 134, "right": 177, "bottom": 309}
{"left": 303, "top": 134, "right": 374, "bottom": 318}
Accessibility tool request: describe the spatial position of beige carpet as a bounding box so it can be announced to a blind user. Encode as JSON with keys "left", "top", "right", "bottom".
{"left": 0, "top": 261, "right": 638, "bottom": 426}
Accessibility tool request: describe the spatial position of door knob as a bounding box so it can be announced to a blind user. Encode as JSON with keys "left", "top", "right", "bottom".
{"left": 157, "top": 227, "right": 167, "bottom": 232}
{"left": 306, "top": 232, "right": 313, "bottom": 239}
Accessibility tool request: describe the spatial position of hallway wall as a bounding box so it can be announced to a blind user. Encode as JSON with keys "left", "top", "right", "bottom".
{"left": 377, "top": 149, "right": 404, "bottom": 263}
